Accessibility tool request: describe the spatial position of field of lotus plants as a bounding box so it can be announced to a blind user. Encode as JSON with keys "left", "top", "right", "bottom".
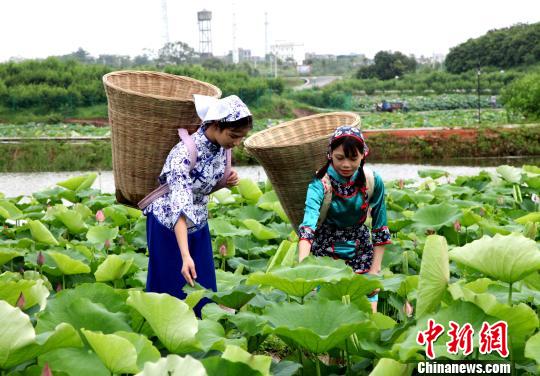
{"left": 1, "top": 165, "right": 539, "bottom": 375}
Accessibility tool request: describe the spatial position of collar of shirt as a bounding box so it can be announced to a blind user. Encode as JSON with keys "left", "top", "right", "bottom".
{"left": 195, "top": 125, "right": 221, "bottom": 154}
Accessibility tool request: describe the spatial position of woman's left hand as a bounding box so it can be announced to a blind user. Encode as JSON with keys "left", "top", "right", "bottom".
{"left": 226, "top": 169, "right": 239, "bottom": 187}
{"left": 367, "top": 269, "right": 381, "bottom": 296}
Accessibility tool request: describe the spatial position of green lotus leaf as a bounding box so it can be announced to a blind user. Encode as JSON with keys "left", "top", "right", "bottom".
{"left": 242, "top": 219, "right": 280, "bottom": 240}
{"left": 416, "top": 235, "right": 449, "bottom": 318}
{"left": 232, "top": 206, "right": 273, "bottom": 223}
{"left": 257, "top": 190, "right": 278, "bottom": 206}
{"left": 36, "top": 284, "right": 132, "bottom": 334}
{"left": 0, "top": 247, "right": 24, "bottom": 265}
{"left": 38, "top": 347, "right": 109, "bottom": 376}
{"left": 496, "top": 165, "right": 522, "bottom": 184}
{"left": 56, "top": 210, "right": 87, "bottom": 234}
{"left": 94, "top": 254, "right": 133, "bottom": 282}
{"left": 201, "top": 356, "right": 263, "bottom": 376}
{"left": 370, "top": 358, "right": 412, "bottom": 376}
{"left": 101, "top": 206, "right": 128, "bottom": 227}
{"left": 478, "top": 219, "right": 516, "bottom": 236}
{"left": 136, "top": 354, "right": 208, "bottom": 376}
{"left": 229, "top": 311, "right": 271, "bottom": 338}
{"left": 247, "top": 257, "right": 353, "bottom": 298}
{"left": 0, "top": 300, "right": 83, "bottom": 369}
{"left": 525, "top": 175, "right": 540, "bottom": 189}
{"left": 449, "top": 233, "right": 540, "bottom": 283}
{"left": 524, "top": 332, "right": 540, "bottom": 370}
{"left": 208, "top": 218, "right": 251, "bottom": 237}
{"left": 263, "top": 297, "right": 370, "bottom": 354}
{"left": 114, "top": 331, "right": 162, "bottom": 370}
{"left": 216, "top": 269, "right": 247, "bottom": 290}
{"left": 28, "top": 220, "right": 59, "bottom": 245}
{"left": 396, "top": 275, "right": 419, "bottom": 300}
{"left": 524, "top": 165, "right": 540, "bottom": 174}
{"left": 48, "top": 251, "right": 91, "bottom": 275}
{"left": 228, "top": 257, "right": 268, "bottom": 273}
{"left": 214, "top": 236, "right": 236, "bottom": 259}
{"left": 86, "top": 225, "right": 119, "bottom": 247}
{"left": 0, "top": 279, "right": 49, "bottom": 311}
{"left": 195, "top": 319, "right": 246, "bottom": 352}
{"left": 417, "top": 169, "right": 448, "bottom": 179}
{"left": 71, "top": 203, "right": 93, "bottom": 219}
{"left": 515, "top": 211, "right": 540, "bottom": 224}
{"left": 222, "top": 345, "right": 271, "bottom": 376}
{"left": 237, "top": 179, "right": 263, "bottom": 203}
{"left": 212, "top": 188, "right": 237, "bottom": 204}
{"left": 266, "top": 240, "right": 296, "bottom": 271}
{"left": 201, "top": 303, "right": 236, "bottom": 322}
{"left": 57, "top": 173, "right": 97, "bottom": 191}
{"left": 82, "top": 329, "right": 139, "bottom": 374}
{"left": 461, "top": 209, "right": 482, "bottom": 227}
{"left": 126, "top": 291, "right": 199, "bottom": 354}
{"left": 412, "top": 203, "right": 461, "bottom": 230}
{"left": 209, "top": 283, "right": 258, "bottom": 310}
{"left": 318, "top": 273, "right": 382, "bottom": 313}
{"left": 0, "top": 200, "right": 23, "bottom": 220}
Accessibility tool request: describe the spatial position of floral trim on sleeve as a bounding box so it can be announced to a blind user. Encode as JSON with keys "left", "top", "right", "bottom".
{"left": 372, "top": 226, "right": 391, "bottom": 246}
{"left": 298, "top": 226, "right": 315, "bottom": 243}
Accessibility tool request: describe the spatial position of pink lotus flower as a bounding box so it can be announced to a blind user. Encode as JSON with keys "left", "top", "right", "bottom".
{"left": 95, "top": 210, "right": 105, "bottom": 223}
{"left": 16, "top": 292, "right": 25, "bottom": 309}
{"left": 398, "top": 179, "right": 404, "bottom": 190}
{"left": 41, "top": 363, "right": 53, "bottom": 376}
{"left": 104, "top": 239, "right": 111, "bottom": 250}
{"left": 453, "top": 220, "right": 461, "bottom": 232}
{"left": 219, "top": 244, "right": 227, "bottom": 257}
{"left": 56, "top": 282, "right": 63, "bottom": 292}
{"left": 403, "top": 300, "right": 414, "bottom": 317}
{"left": 37, "top": 251, "right": 45, "bottom": 266}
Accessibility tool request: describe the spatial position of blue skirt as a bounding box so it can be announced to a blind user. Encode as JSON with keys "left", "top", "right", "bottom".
{"left": 146, "top": 213, "right": 217, "bottom": 317}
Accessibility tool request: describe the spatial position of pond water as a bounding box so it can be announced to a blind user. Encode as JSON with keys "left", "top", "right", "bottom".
{"left": 1, "top": 156, "right": 538, "bottom": 198}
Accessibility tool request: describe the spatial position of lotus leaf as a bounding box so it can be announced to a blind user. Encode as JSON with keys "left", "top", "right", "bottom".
{"left": 136, "top": 354, "right": 208, "bottom": 376}
{"left": 247, "top": 257, "right": 353, "bottom": 298}
{"left": 449, "top": 233, "right": 540, "bottom": 283}
{"left": 38, "top": 347, "right": 109, "bottom": 376}
{"left": 222, "top": 345, "right": 271, "bottom": 376}
{"left": 263, "top": 297, "right": 370, "bottom": 353}
{"left": 0, "top": 200, "right": 23, "bottom": 220}
{"left": 369, "top": 358, "right": 412, "bottom": 376}
{"left": 208, "top": 218, "right": 251, "bottom": 237}
{"left": 242, "top": 219, "right": 280, "bottom": 240}
{"left": 94, "top": 254, "right": 133, "bottom": 282}
{"left": 0, "top": 247, "right": 24, "bottom": 265}
{"left": 266, "top": 240, "right": 296, "bottom": 271}
{"left": 524, "top": 332, "right": 540, "bottom": 371}
{"left": 56, "top": 210, "right": 87, "bottom": 234}
{"left": 212, "top": 188, "right": 236, "bottom": 204}
{"left": 48, "top": 251, "right": 91, "bottom": 275}
{"left": 86, "top": 225, "right": 119, "bottom": 247}
{"left": 126, "top": 291, "right": 199, "bottom": 354}
{"left": 416, "top": 235, "right": 449, "bottom": 318}
{"left": 0, "top": 279, "right": 49, "bottom": 310}
{"left": 496, "top": 165, "right": 522, "bottom": 184}
{"left": 412, "top": 203, "right": 461, "bottom": 230}
{"left": 237, "top": 179, "right": 263, "bottom": 203}
{"left": 0, "top": 301, "right": 82, "bottom": 369}
{"left": 81, "top": 329, "right": 140, "bottom": 374}
{"left": 28, "top": 220, "right": 59, "bottom": 245}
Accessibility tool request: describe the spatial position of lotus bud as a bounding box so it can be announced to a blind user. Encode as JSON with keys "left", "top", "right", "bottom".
{"left": 104, "top": 239, "right": 111, "bottom": 250}
{"left": 16, "top": 292, "right": 25, "bottom": 309}
{"left": 219, "top": 244, "right": 228, "bottom": 257}
{"left": 532, "top": 193, "right": 540, "bottom": 205}
{"left": 41, "top": 363, "right": 53, "bottom": 376}
{"left": 95, "top": 210, "right": 105, "bottom": 223}
{"left": 403, "top": 300, "right": 414, "bottom": 317}
{"left": 398, "top": 179, "right": 404, "bottom": 190}
{"left": 37, "top": 251, "right": 45, "bottom": 266}
{"left": 479, "top": 208, "right": 485, "bottom": 217}
{"left": 56, "top": 282, "right": 63, "bottom": 292}
{"left": 453, "top": 220, "right": 461, "bottom": 232}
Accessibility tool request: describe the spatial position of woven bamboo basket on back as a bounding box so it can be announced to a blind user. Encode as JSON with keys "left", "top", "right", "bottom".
{"left": 103, "top": 71, "right": 221, "bottom": 207}
{"left": 244, "top": 112, "right": 361, "bottom": 231}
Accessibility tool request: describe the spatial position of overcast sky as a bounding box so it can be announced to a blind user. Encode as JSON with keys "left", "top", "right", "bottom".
{"left": 1, "top": 0, "right": 539, "bottom": 62}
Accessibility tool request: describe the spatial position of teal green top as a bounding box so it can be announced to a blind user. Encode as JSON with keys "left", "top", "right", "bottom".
{"left": 298, "top": 165, "right": 390, "bottom": 258}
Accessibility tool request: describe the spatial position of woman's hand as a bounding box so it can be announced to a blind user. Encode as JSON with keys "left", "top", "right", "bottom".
{"left": 367, "top": 269, "right": 381, "bottom": 297}
{"left": 181, "top": 256, "right": 197, "bottom": 287}
{"left": 226, "top": 169, "right": 239, "bottom": 187}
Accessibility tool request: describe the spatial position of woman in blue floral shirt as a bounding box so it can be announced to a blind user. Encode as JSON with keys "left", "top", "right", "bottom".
{"left": 298, "top": 126, "right": 391, "bottom": 313}
{"left": 144, "top": 94, "right": 252, "bottom": 316}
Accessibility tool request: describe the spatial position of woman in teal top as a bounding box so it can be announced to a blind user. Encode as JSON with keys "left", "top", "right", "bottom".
{"left": 298, "top": 126, "right": 391, "bottom": 312}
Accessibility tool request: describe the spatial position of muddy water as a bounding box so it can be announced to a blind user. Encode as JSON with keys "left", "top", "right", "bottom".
{"left": 2, "top": 161, "right": 530, "bottom": 198}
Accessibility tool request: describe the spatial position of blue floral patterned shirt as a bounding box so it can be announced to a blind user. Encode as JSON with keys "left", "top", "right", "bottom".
{"left": 298, "top": 165, "right": 391, "bottom": 257}
{"left": 144, "top": 126, "right": 226, "bottom": 233}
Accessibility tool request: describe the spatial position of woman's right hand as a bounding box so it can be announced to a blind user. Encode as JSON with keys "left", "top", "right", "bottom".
{"left": 181, "top": 256, "right": 197, "bottom": 287}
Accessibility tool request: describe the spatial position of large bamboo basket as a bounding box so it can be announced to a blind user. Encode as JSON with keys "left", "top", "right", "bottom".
{"left": 103, "top": 71, "right": 221, "bottom": 206}
{"left": 244, "top": 112, "right": 361, "bottom": 231}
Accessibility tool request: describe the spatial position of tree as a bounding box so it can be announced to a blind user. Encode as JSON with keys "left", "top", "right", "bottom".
{"left": 501, "top": 72, "right": 540, "bottom": 120}
{"left": 157, "top": 41, "right": 198, "bottom": 66}
{"left": 356, "top": 51, "right": 417, "bottom": 80}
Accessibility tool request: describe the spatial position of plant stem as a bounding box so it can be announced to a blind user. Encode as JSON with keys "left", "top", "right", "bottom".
{"left": 298, "top": 348, "right": 303, "bottom": 376}
{"left": 508, "top": 282, "right": 513, "bottom": 306}
{"left": 62, "top": 274, "right": 66, "bottom": 290}
{"left": 315, "top": 357, "right": 321, "bottom": 376}
{"left": 345, "top": 339, "right": 352, "bottom": 375}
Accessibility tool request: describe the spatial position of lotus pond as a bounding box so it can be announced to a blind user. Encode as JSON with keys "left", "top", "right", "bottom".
{"left": 0, "top": 165, "right": 539, "bottom": 375}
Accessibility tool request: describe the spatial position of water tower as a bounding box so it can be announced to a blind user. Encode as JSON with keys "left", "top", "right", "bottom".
{"left": 198, "top": 10, "right": 212, "bottom": 57}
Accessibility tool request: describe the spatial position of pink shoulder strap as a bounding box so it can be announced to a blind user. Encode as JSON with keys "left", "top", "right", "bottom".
{"left": 178, "top": 128, "right": 197, "bottom": 171}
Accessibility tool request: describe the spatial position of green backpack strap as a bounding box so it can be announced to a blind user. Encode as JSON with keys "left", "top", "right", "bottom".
{"left": 316, "top": 167, "right": 375, "bottom": 227}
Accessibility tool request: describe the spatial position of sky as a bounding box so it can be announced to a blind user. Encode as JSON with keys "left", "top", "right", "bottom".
{"left": 1, "top": 0, "right": 539, "bottom": 62}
